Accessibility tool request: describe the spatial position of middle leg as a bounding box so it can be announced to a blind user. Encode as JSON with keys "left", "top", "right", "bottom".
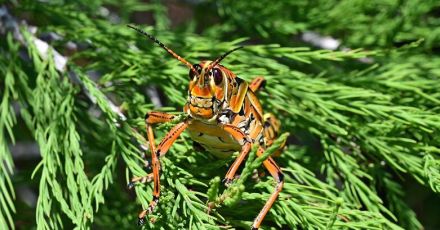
{"left": 222, "top": 124, "right": 252, "bottom": 185}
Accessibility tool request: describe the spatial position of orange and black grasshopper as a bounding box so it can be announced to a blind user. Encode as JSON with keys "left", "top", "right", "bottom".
{"left": 127, "top": 25, "right": 286, "bottom": 229}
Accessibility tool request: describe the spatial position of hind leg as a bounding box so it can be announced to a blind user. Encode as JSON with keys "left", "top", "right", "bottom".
{"left": 251, "top": 146, "right": 284, "bottom": 229}
{"left": 249, "top": 76, "right": 266, "bottom": 92}
{"left": 263, "top": 113, "right": 286, "bottom": 157}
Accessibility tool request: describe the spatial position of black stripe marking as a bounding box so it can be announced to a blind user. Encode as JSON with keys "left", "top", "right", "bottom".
{"left": 239, "top": 104, "right": 245, "bottom": 116}
{"left": 260, "top": 78, "right": 267, "bottom": 89}
{"left": 264, "top": 121, "right": 271, "bottom": 128}
{"left": 154, "top": 178, "right": 159, "bottom": 192}
{"left": 235, "top": 77, "right": 243, "bottom": 84}
{"left": 277, "top": 172, "right": 284, "bottom": 183}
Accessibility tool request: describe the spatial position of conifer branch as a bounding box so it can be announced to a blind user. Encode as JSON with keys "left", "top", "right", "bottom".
{"left": 1, "top": 1, "right": 439, "bottom": 229}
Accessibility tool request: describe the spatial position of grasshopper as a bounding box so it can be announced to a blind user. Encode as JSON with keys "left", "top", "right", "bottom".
{"left": 128, "top": 25, "right": 286, "bottom": 229}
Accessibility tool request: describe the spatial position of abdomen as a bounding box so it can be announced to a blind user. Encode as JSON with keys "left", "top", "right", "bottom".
{"left": 187, "top": 120, "right": 241, "bottom": 158}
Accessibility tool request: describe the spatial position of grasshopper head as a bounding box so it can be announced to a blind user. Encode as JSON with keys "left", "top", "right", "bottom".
{"left": 187, "top": 61, "right": 227, "bottom": 119}
{"left": 186, "top": 47, "right": 243, "bottom": 120}
{"left": 127, "top": 25, "right": 242, "bottom": 120}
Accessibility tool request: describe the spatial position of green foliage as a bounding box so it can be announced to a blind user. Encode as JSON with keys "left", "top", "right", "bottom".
{"left": 211, "top": 0, "right": 440, "bottom": 49}
{"left": 1, "top": 0, "right": 439, "bottom": 229}
{"left": 0, "top": 34, "right": 18, "bottom": 229}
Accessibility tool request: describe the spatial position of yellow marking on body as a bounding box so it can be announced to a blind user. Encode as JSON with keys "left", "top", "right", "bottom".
{"left": 187, "top": 120, "right": 241, "bottom": 158}
{"left": 230, "top": 80, "right": 248, "bottom": 113}
{"left": 247, "top": 90, "right": 263, "bottom": 121}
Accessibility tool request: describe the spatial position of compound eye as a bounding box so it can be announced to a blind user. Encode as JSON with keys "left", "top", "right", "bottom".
{"left": 189, "top": 64, "right": 201, "bottom": 79}
{"left": 212, "top": 68, "right": 223, "bottom": 85}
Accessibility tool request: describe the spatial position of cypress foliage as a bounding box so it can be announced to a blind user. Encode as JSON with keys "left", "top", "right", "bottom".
{"left": 1, "top": 0, "right": 439, "bottom": 229}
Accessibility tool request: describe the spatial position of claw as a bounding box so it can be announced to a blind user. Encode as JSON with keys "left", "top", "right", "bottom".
{"left": 222, "top": 178, "right": 233, "bottom": 187}
{"left": 127, "top": 182, "right": 135, "bottom": 189}
{"left": 143, "top": 160, "right": 151, "bottom": 171}
{"left": 207, "top": 202, "right": 215, "bottom": 214}
{"left": 138, "top": 217, "right": 146, "bottom": 226}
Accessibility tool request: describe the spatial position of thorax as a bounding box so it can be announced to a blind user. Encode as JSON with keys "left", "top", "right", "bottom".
{"left": 185, "top": 90, "right": 265, "bottom": 158}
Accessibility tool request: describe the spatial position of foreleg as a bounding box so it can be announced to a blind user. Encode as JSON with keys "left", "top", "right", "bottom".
{"left": 137, "top": 111, "right": 188, "bottom": 224}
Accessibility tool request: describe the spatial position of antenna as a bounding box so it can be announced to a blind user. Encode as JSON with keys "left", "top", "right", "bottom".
{"left": 206, "top": 46, "right": 244, "bottom": 71}
{"left": 127, "top": 25, "right": 197, "bottom": 74}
